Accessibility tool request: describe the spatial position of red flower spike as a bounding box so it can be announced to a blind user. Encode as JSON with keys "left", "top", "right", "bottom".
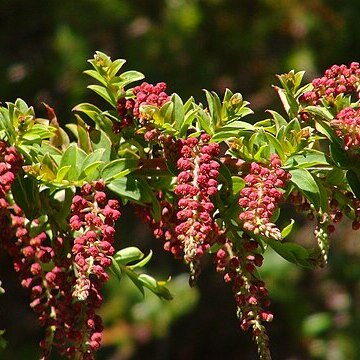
{"left": 214, "top": 240, "right": 272, "bottom": 359}
{"left": 174, "top": 135, "right": 220, "bottom": 285}
{"left": 238, "top": 155, "right": 290, "bottom": 240}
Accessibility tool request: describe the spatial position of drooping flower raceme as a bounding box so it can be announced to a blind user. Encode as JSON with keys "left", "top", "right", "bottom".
{"left": 215, "top": 237, "right": 272, "bottom": 359}
{"left": 0, "top": 140, "right": 23, "bottom": 197}
{"left": 174, "top": 134, "right": 220, "bottom": 283}
{"left": 135, "top": 191, "right": 183, "bottom": 260}
{"left": 69, "top": 180, "right": 120, "bottom": 301}
{"left": 238, "top": 154, "right": 290, "bottom": 240}
{"left": 67, "top": 180, "right": 121, "bottom": 358}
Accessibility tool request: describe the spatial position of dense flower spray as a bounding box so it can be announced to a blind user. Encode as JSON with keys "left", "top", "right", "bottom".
{"left": 69, "top": 180, "right": 120, "bottom": 301}
{"left": 0, "top": 140, "right": 23, "bottom": 197}
{"left": 135, "top": 192, "right": 183, "bottom": 259}
{"left": 215, "top": 236, "right": 272, "bottom": 359}
{"left": 0, "top": 178, "right": 120, "bottom": 359}
{"left": 238, "top": 155, "right": 290, "bottom": 240}
{"left": 174, "top": 134, "right": 220, "bottom": 284}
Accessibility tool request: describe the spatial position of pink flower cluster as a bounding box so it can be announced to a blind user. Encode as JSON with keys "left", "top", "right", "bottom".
{"left": 330, "top": 107, "right": 360, "bottom": 151}
{"left": 69, "top": 180, "right": 120, "bottom": 301}
{"left": 67, "top": 180, "right": 120, "bottom": 357}
{"left": 0, "top": 201, "right": 80, "bottom": 358}
{"left": 214, "top": 238, "right": 271, "bottom": 358}
{"left": 301, "top": 62, "right": 360, "bottom": 105}
{"left": 135, "top": 192, "right": 183, "bottom": 259}
{"left": 133, "top": 82, "right": 170, "bottom": 120}
{"left": 238, "top": 154, "right": 290, "bottom": 240}
{"left": 174, "top": 134, "right": 220, "bottom": 279}
{"left": 0, "top": 140, "right": 23, "bottom": 197}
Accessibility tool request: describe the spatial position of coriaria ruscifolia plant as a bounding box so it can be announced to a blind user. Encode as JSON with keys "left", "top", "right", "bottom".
{"left": 1, "top": 52, "right": 360, "bottom": 359}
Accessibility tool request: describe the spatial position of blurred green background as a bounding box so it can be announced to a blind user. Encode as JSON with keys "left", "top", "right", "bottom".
{"left": 1, "top": 0, "right": 360, "bottom": 359}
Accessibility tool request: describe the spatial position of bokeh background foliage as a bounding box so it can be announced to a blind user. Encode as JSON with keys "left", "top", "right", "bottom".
{"left": 1, "top": 1, "right": 360, "bottom": 359}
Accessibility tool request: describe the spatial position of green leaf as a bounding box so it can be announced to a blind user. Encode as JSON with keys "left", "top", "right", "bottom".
{"left": 211, "top": 130, "right": 241, "bottom": 142}
{"left": 83, "top": 69, "right": 107, "bottom": 86}
{"left": 109, "top": 259, "right": 123, "bottom": 281}
{"left": 274, "top": 86, "right": 298, "bottom": 118}
{"left": 39, "top": 143, "right": 62, "bottom": 157}
{"left": 114, "top": 247, "right": 144, "bottom": 265}
{"left": 315, "top": 118, "right": 342, "bottom": 147}
{"left": 281, "top": 219, "right": 295, "bottom": 239}
{"left": 60, "top": 144, "right": 87, "bottom": 181}
{"left": 0, "top": 329, "right": 7, "bottom": 350}
{"left": 0, "top": 113, "right": 14, "bottom": 142}
{"left": 89, "top": 129, "right": 112, "bottom": 162}
{"left": 327, "top": 168, "right": 346, "bottom": 186}
{"left": 72, "top": 103, "right": 102, "bottom": 122}
{"left": 285, "top": 150, "right": 331, "bottom": 169}
{"left": 267, "top": 110, "right": 288, "bottom": 130}
{"left": 108, "top": 58, "right": 127, "bottom": 78}
{"left": 21, "top": 126, "right": 53, "bottom": 142}
{"left": 171, "top": 93, "right": 185, "bottom": 130}
{"left": 232, "top": 176, "right": 245, "bottom": 195}
{"left": 304, "top": 106, "right": 334, "bottom": 121}
{"left": 179, "top": 108, "right": 197, "bottom": 137}
{"left": 122, "top": 267, "right": 145, "bottom": 296}
{"left": 221, "top": 121, "right": 254, "bottom": 131}
{"left": 137, "top": 179, "right": 161, "bottom": 222}
{"left": 107, "top": 176, "right": 142, "bottom": 201}
{"left": 285, "top": 117, "right": 301, "bottom": 135}
{"left": 290, "top": 168, "right": 320, "bottom": 210}
{"left": 128, "top": 250, "right": 153, "bottom": 269}
{"left": 51, "top": 187, "right": 75, "bottom": 225}
{"left": 117, "top": 70, "right": 145, "bottom": 88}
{"left": 11, "top": 175, "right": 41, "bottom": 219}
{"left": 267, "top": 239, "right": 315, "bottom": 268}
{"left": 265, "top": 132, "right": 285, "bottom": 161}
{"left": 204, "top": 90, "right": 222, "bottom": 128}
{"left": 87, "top": 84, "right": 116, "bottom": 107}
{"left": 81, "top": 149, "right": 106, "bottom": 171}
{"left": 347, "top": 170, "right": 360, "bottom": 199}
{"left": 329, "top": 143, "right": 351, "bottom": 167}
{"left": 313, "top": 177, "right": 329, "bottom": 213}
{"left": 101, "top": 158, "right": 139, "bottom": 182}
{"left": 253, "top": 144, "right": 270, "bottom": 162}
{"left": 138, "top": 274, "right": 173, "bottom": 300}
{"left": 82, "top": 161, "right": 103, "bottom": 181}
{"left": 56, "top": 165, "right": 72, "bottom": 182}
{"left": 194, "top": 105, "right": 213, "bottom": 134}
{"left": 72, "top": 115, "right": 92, "bottom": 153}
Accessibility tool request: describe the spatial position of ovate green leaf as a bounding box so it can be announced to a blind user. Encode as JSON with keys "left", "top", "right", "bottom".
{"left": 290, "top": 168, "right": 320, "bottom": 210}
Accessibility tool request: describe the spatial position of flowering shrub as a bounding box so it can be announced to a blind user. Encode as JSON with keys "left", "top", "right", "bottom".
{"left": 0, "top": 52, "right": 360, "bottom": 359}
